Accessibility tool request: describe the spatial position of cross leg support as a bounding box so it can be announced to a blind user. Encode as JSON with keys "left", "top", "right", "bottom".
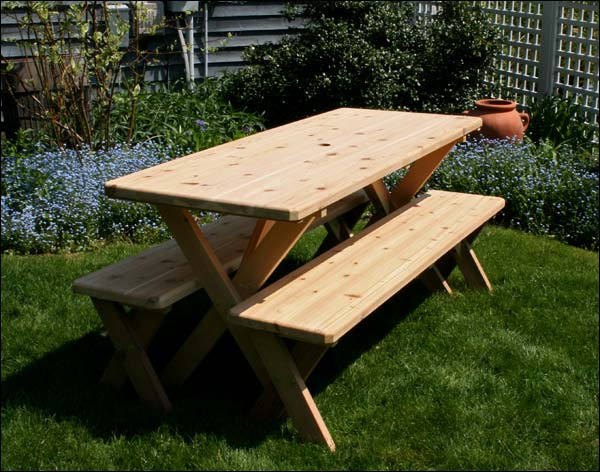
{"left": 157, "top": 205, "right": 316, "bottom": 391}
{"left": 101, "top": 307, "right": 170, "bottom": 388}
{"left": 419, "top": 264, "right": 454, "bottom": 294}
{"left": 390, "top": 141, "right": 457, "bottom": 208}
{"left": 427, "top": 226, "right": 492, "bottom": 292}
{"left": 452, "top": 239, "right": 493, "bottom": 291}
{"left": 250, "top": 331, "right": 336, "bottom": 452}
{"left": 251, "top": 341, "right": 328, "bottom": 420}
{"left": 93, "top": 299, "right": 172, "bottom": 413}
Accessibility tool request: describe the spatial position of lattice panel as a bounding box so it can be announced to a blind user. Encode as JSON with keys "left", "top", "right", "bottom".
{"left": 555, "top": 2, "right": 599, "bottom": 126}
{"left": 479, "top": 1, "right": 544, "bottom": 106}
{"left": 414, "top": 0, "right": 442, "bottom": 19}
{"left": 414, "top": 0, "right": 599, "bottom": 136}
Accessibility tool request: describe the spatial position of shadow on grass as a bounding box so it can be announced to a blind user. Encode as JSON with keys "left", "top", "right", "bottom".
{"left": 1, "top": 256, "right": 432, "bottom": 449}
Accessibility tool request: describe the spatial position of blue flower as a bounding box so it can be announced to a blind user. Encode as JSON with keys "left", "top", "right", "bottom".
{"left": 195, "top": 119, "right": 208, "bottom": 132}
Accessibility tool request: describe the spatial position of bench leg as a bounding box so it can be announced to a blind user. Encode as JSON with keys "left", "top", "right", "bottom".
{"left": 250, "top": 331, "right": 336, "bottom": 452}
{"left": 419, "top": 264, "right": 453, "bottom": 294}
{"left": 453, "top": 240, "right": 492, "bottom": 291}
{"left": 251, "top": 342, "right": 328, "bottom": 420}
{"left": 92, "top": 299, "right": 172, "bottom": 413}
{"left": 101, "top": 307, "right": 169, "bottom": 388}
{"left": 433, "top": 226, "right": 492, "bottom": 291}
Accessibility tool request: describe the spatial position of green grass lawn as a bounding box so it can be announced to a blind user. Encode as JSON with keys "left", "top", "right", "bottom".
{"left": 1, "top": 225, "right": 598, "bottom": 470}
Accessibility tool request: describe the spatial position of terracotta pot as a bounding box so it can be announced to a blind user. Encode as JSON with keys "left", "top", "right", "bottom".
{"left": 463, "top": 98, "right": 530, "bottom": 141}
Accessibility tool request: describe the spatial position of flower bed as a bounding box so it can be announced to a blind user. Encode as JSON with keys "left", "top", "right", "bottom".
{"left": 2, "top": 138, "right": 598, "bottom": 254}
{"left": 1, "top": 142, "right": 190, "bottom": 254}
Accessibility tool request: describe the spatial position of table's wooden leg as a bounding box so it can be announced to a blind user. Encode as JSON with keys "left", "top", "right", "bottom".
{"left": 92, "top": 299, "right": 171, "bottom": 413}
{"left": 250, "top": 330, "right": 336, "bottom": 452}
{"left": 390, "top": 141, "right": 457, "bottom": 208}
{"left": 233, "top": 216, "right": 317, "bottom": 296}
{"left": 324, "top": 217, "right": 353, "bottom": 242}
{"left": 157, "top": 206, "right": 269, "bottom": 389}
{"left": 364, "top": 179, "right": 396, "bottom": 215}
{"left": 101, "top": 307, "right": 170, "bottom": 388}
{"left": 316, "top": 202, "right": 368, "bottom": 255}
{"left": 241, "top": 219, "right": 276, "bottom": 260}
{"left": 161, "top": 307, "right": 226, "bottom": 386}
{"left": 157, "top": 205, "right": 316, "bottom": 390}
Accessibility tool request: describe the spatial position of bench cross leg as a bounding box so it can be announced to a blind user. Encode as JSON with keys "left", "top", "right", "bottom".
{"left": 251, "top": 341, "right": 329, "bottom": 420}
{"left": 419, "top": 264, "right": 454, "bottom": 294}
{"left": 250, "top": 331, "right": 336, "bottom": 452}
{"left": 92, "top": 299, "right": 172, "bottom": 413}
{"left": 101, "top": 307, "right": 170, "bottom": 388}
{"left": 424, "top": 226, "right": 492, "bottom": 292}
{"left": 452, "top": 239, "right": 493, "bottom": 291}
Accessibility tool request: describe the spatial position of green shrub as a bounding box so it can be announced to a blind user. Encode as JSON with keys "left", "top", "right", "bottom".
{"left": 108, "top": 78, "right": 265, "bottom": 151}
{"left": 223, "top": 1, "right": 501, "bottom": 126}
{"left": 1, "top": 0, "right": 160, "bottom": 150}
{"left": 526, "top": 93, "right": 598, "bottom": 156}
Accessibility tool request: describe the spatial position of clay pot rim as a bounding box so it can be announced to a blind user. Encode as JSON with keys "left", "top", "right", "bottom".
{"left": 475, "top": 98, "right": 517, "bottom": 111}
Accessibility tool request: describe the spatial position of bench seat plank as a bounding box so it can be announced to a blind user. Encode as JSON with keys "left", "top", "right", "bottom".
{"left": 72, "top": 215, "right": 256, "bottom": 310}
{"left": 229, "top": 190, "right": 505, "bottom": 345}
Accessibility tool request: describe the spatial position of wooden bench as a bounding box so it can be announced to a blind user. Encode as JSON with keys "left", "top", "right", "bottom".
{"left": 71, "top": 190, "right": 369, "bottom": 412}
{"left": 229, "top": 190, "right": 505, "bottom": 345}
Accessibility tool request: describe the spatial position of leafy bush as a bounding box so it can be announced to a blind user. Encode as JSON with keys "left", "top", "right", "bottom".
{"left": 526, "top": 93, "right": 599, "bottom": 157}
{"left": 223, "top": 1, "right": 501, "bottom": 126}
{"left": 1, "top": 142, "right": 187, "bottom": 254}
{"left": 0, "top": 128, "right": 50, "bottom": 164}
{"left": 108, "top": 78, "right": 265, "bottom": 151}
{"left": 386, "top": 138, "right": 599, "bottom": 251}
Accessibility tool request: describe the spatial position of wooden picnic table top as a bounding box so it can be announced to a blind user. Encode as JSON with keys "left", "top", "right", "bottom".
{"left": 105, "top": 107, "right": 481, "bottom": 221}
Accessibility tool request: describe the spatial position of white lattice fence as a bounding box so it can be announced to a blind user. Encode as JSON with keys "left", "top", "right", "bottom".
{"left": 554, "top": 1, "right": 598, "bottom": 124}
{"left": 415, "top": 1, "right": 599, "bottom": 130}
{"left": 480, "top": 1, "right": 543, "bottom": 103}
{"left": 481, "top": 1, "right": 598, "bottom": 126}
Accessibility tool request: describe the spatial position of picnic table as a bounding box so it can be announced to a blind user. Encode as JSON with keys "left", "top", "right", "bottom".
{"left": 75, "top": 107, "right": 505, "bottom": 452}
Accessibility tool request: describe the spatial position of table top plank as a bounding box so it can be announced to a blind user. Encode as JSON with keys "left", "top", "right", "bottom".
{"left": 105, "top": 108, "right": 481, "bottom": 220}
